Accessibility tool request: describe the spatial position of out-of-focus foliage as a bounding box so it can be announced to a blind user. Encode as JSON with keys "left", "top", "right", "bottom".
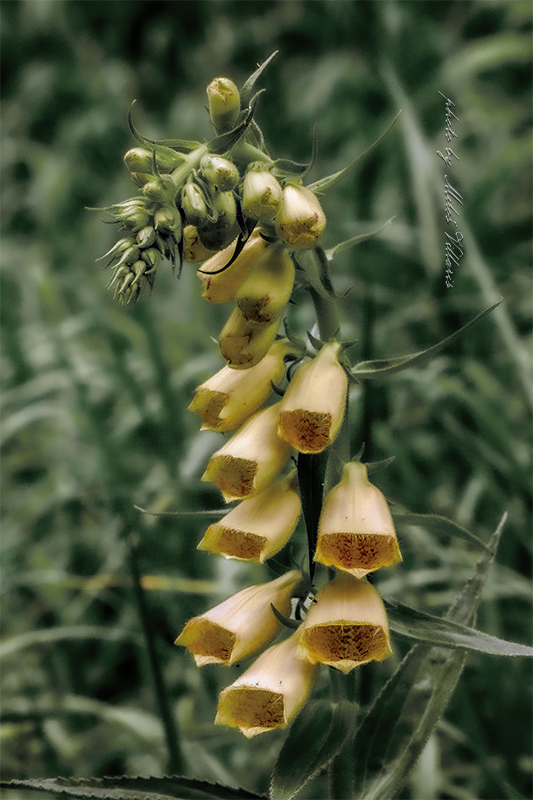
{"left": 1, "top": 1, "right": 531, "bottom": 798}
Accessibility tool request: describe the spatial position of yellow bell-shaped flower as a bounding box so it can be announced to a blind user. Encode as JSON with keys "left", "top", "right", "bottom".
{"left": 218, "top": 308, "right": 281, "bottom": 369}
{"left": 297, "top": 572, "right": 392, "bottom": 674}
{"left": 188, "top": 339, "right": 295, "bottom": 432}
{"left": 215, "top": 630, "right": 319, "bottom": 737}
{"left": 198, "top": 230, "right": 269, "bottom": 304}
{"left": 314, "top": 461, "right": 402, "bottom": 578}
{"left": 235, "top": 242, "right": 295, "bottom": 326}
{"left": 198, "top": 471, "right": 301, "bottom": 562}
{"left": 175, "top": 570, "right": 303, "bottom": 666}
{"left": 278, "top": 342, "right": 348, "bottom": 453}
{"left": 202, "top": 401, "right": 293, "bottom": 501}
{"left": 275, "top": 184, "right": 326, "bottom": 249}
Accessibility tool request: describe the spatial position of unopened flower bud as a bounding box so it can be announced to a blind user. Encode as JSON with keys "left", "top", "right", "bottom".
{"left": 242, "top": 163, "right": 283, "bottom": 221}
{"left": 182, "top": 225, "right": 217, "bottom": 263}
{"left": 115, "top": 202, "right": 152, "bottom": 230}
{"left": 142, "top": 174, "right": 176, "bottom": 203}
{"left": 207, "top": 77, "right": 241, "bottom": 133}
{"left": 218, "top": 308, "right": 280, "bottom": 369}
{"left": 275, "top": 184, "right": 326, "bottom": 249}
{"left": 198, "top": 471, "right": 301, "bottom": 562}
{"left": 124, "top": 146, "right": 182, "bottom": 174}
{"left": 181, "top": 180, "right": 209, "bottom": 227}
{"left": 202, "top": 401, "right": 292, "bottom": 502}
{"left": 130, "top": 171, "right": 152, "bottom": 188}
{"left": 315, "top": 461, "right": 402, "bottom": 578}
{"left": 297, "top": 573, "right": 392, "bottom": 673}
{"left": 198, "top": 230, "right": 269, "bottom": 304}
{"left": 175, "top": 570, "right": 302, "bottom": 666}
{"left": 124, "top": 147, "right": 153, "bottom": 174}
{"left": 141, "top": 247, "right": 161, "bottom": 269}
{"left": 154, "top": 205, "right": 182, "bottom": 235}
{"left": 200, "top": 155, "right": 240, "bottom": 192}
{"left": 278, "top": 342, "right": 348, "bottom": 453}
{"left": 216, "top": 631, "right": 318, "bottom": 737}
{"left": 189, "top": 338, "right": 296, "bottom": 432}
{"left": 235, "top": 242, "right": 295, "bottom": 325}
{"left": 136, "top": 226, "right": 156, "bottom": 248}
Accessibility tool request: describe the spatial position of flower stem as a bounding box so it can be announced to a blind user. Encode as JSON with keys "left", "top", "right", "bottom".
{"left": 125, "top": 524, "right": 186, "bottom": 775}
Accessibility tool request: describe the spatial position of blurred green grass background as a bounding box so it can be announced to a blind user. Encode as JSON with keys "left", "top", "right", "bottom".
{"left": 1, "top": 1, "right": 531, "bottom": 798}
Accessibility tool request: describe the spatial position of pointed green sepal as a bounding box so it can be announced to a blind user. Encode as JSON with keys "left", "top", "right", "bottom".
{"left": 207, "top": 92, "right": 262, "bottom": 154}
{"left": 240, "top": 50, "right": 279, "bottom": 108}
{"left": 270, "top": 603, "right": 301, "bottom": 630}
{"left": 365, "top": 455, "right": 396, "bottom": 475}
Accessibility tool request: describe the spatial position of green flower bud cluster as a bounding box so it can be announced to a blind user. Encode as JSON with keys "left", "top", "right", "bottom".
{"left": 94, "top": 53, "right": 328, "bottom": 306}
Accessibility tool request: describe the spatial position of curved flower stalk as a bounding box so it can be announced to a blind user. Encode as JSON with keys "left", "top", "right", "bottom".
{"left": 198, "top": 471, "right": 301, "bottom": 562}
{"left": 215, "top": 630, "right": 319, "bottom": 737}
{"left": 297, "top": 571, "right": 392, "bottom": 673}
{"left": 175, "top": 570, "right": 303, "bottom": 666}
{"left": 188, "top": 338, "right": 296, "bottom": 432}
{"left": 201, "top": 401, "right": 293, "bottom": 501}
{"left": 278, "top": 342, "right": 348, "bottom": 453}
{"left": 314, "top": 460, "right": 402, "bottom": 577}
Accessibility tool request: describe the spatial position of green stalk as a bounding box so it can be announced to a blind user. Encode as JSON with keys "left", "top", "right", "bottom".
{"left": 170, "top": 143, "right": 208, "bottom": 192}
{"left": 230, "top": 140, "right": 274, "bottom": 167}
{"left": 124, "top": 519, "right": 185, "bottom": 775}
{"left": 308, "top": 254, "right": 358, "bottom": 797}
{"left": 309, "top": 285, "right": 340, "bottom": 343}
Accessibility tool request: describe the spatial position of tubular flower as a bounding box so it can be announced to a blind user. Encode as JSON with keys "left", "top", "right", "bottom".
{"left": 314, "top": 461, "right": 402, "bottom": 578}
{"left": 278, "top": 342, "right": 348, "bottom": 453}
{"left": 175, "top": 570, "right": 303, "bottom": 666}
{"left": 198, "top": 471, "right": 301, "bottom": 562}
{"left": 215, "top": 630, "right": 319, "bottom": 737}
{"left": 189, "top": 339, "right": 295, "bottom": 433}
{"left": 202, "top": 401, "right": 293, "bottom": 502}
{"left": 198, "top": 230, "right": 269, "bottom": 304}
{"left": 275, "top": 184, "right": 326, "bottom": 249}
{"left": 218, "top": 308, "right": 280, "bottom": 369}
{"left": 297, "top": 572, "right": 392, "bottom": 674}
{"left": 235, "top": 242, "right": 295, "bottom": 326}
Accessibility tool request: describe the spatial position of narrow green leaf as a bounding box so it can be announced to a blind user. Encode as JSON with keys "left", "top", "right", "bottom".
{"left": 393, "top": 512, "right": 490, "bottom": 552}
{"left": 0, "top": 776, "right": 267, "bottom": 800}
{"left": 386, "top": 599, "right": 533, "bottom": 657}
{"left": 351, "top": 300, "right": 502, "bottom": 379}
{"left": 271, "top": 700, "right": 355, "bottom": 800}
{"left": 134, "top": 505, "right": 226, "bottom": 518}
{"left": 307, "top": 112, "right": 401, "bottom": 194}
{"left": 325, "top": 217, "right": 395, "bottom": 261}
{"left": 0, "top": 626, "right": 140, "bottom": 661}
{"left": 351, "top": 513, "right": 507, "bottom": 799}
